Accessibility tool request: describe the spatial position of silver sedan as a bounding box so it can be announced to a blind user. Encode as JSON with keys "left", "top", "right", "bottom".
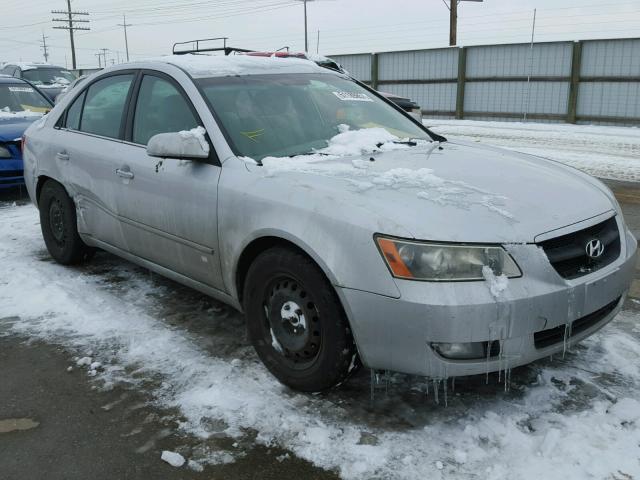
{"left": 22, "top": 55, "right": 637, "bottom": 392}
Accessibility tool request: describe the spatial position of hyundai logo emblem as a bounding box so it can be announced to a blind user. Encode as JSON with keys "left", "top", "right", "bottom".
{"left": 585, "top": 238, "right": 605, "bottom": 259}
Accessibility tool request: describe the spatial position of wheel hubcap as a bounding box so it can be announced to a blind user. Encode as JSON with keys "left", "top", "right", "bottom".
{"left": 264, "top": 278, "right": 321, "bottom": 364}
{"left": 49, "top": 200, "right": 65, "bottom": 243}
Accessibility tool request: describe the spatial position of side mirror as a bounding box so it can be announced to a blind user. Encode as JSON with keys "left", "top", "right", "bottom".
{"left": 146, "top": 127, "right": 210, "bottom": 160}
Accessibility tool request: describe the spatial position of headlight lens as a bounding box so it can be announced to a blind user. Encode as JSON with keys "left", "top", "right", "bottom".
{"left": 0, "top": 145, "right": 12, "bottom": 159}
{"left": 376, "top": 236, "right": 521, "bottom": 281}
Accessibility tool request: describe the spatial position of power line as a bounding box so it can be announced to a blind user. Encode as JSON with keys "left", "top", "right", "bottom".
{"left": 52, "top": 0, "right": 90, "bottom": 69}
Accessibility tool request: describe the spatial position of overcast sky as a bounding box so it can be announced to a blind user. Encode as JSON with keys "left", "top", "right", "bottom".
{"left": 1, "top": 0, "right": 638, "bottom": 68}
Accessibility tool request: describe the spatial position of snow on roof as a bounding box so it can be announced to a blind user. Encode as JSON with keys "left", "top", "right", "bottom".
{"left": 157, "top": 54, "right": 328, "bottom": 78}
{"left": 4, "top": 62, "right": 60, "bottom": 71}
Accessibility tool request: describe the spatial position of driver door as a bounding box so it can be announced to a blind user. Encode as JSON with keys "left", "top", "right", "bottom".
{"left": 114, "top": 72, "right": 224, "bottom": 291}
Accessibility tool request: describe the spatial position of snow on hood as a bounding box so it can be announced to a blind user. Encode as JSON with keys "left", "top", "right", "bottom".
{"left": 253, "top": 128, "right": 615, "bottom": 243}
{"left": 159, "top": 53, "right": 325, "bottom": 78}
{"left": 259, "top": 126, "right": 513, "bottom": 221}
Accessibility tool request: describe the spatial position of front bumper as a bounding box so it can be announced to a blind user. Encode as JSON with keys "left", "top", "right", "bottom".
{"left": 339, "top": 220, "right": 637, "bottom": 378}
{"left": 0, "top": 160, "right": 24, "bottom": 189}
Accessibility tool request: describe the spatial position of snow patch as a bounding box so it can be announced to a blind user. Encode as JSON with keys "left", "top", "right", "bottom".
{"left": 0, "top": 106, "right": 43, "bottom": 119}
{"left": 179, "top": 126, "right": 209, "bottom": 154}
{"left": 161, "top": 450, "right": 185, "bottom": 467}
{"left": 3, "top": 205, "right": 640, "bottom": 480}
{"left": 482, "top": 266, "right": 509, "bottom": 299}
{"left": 428, "top": 119, "right": 640, "bottom": 182}
{"left": 259, "top": 127, "right": 512, "bottom": 219}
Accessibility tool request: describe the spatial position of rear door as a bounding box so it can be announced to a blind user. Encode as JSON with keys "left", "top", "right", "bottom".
{"left": 54, "top": 71, "right": 136, "bottom": 249}
{"left": 112, "top": 71, "right": 224, "bottom": 290}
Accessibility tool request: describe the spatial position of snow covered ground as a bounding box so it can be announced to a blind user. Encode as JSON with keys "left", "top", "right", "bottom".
{"left": 1, "top": 202, "right": 640, "bottom": 479}
{"left": 427, "top": 119, "right": 640, "bottom": 182}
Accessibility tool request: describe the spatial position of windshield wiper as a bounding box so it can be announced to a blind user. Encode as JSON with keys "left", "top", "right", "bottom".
{"left": 288, "top": 152, "right": 331, "bottom": 158}
{"left": 375, "top": 140, "right": 419, "bottom": 148}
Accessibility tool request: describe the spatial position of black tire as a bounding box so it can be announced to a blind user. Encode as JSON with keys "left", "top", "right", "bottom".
{"left": 39, "top": 180, "right": 94, "bottom": 265}
{"left": 243, "top": 247, "right": 359, "bottom": 392}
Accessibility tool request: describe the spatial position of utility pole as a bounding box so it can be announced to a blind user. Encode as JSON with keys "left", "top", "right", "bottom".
{"left": 444, "top": 0, "right": 483, "bottom": 47}
{"left": 117, "top": 13, "right": 132, "bottom": 62}
{"left": 523, "top": 9, "right": 537, "bottom": 122}
{"left": 52, "top": 0, "right": 90, "bottom": 70}
{"left": 304, "top": 0, "right": 308, "bottom": 52}
{"left": 449, "top": 0, "right": 457, "bottom": 46}
{"left": 100, "top": 48, "right": 109, "bottom": 68}
{"left": 40, "top": 32, "right": 50, "bottom": 63}
{"left": 95, "top": 52, "right": 102, "bottom": 68}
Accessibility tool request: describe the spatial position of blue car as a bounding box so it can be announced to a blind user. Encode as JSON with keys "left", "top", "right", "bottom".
{"left": 0, "top": 76, "right": 53, "bottom": 189}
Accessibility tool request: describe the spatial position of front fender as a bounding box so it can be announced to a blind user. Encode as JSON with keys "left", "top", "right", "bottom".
{"left": 218, "top": 158, "right": 404, "bottom": 300}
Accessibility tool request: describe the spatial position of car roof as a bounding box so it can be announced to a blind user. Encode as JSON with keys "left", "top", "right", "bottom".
{"left": 117, "top": 54, "right": 332, "bottom": 79}
{"left": 0, "top": 76, "right": 29, "bottom": 84}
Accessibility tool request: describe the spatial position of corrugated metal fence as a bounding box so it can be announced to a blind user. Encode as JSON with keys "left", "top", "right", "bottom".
{"left": 331, "top": 38, "right": 640, "bottom": 125}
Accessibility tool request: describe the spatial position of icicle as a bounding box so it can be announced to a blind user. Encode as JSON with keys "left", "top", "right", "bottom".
{"left": 497, "top": 341, "right": 503, "bottom": 383}
{"left": 433, "top": 379, "right": 439, "bottom": 404}
{"left": 563, "top": 320, "right": 573, "bottom": 358}
{"left": 443, "top": 378, "right": 448, "bottom": 407}
{"left": 370, "top": 369, "right": 375, "bottom": 404}
{"left": 425, "top": 378, "right": 430, "bottom": 397}
{"left": 485, "top": 340, "right": 492, "bottom": 385}
{"left": 451, "top": 377, "right": 456, "bottom": 393}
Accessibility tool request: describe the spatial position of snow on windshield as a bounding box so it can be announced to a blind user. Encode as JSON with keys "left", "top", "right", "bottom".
{"left": 258, "top": 126, "right": 513, "bottom": 219}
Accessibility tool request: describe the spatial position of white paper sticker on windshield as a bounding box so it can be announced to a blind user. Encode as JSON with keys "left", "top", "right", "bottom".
{"left": 8, "top": 87, "right": 34, "bottom": 93}
{"left": 332, "top": 91, "right": 373, "bottom": 102}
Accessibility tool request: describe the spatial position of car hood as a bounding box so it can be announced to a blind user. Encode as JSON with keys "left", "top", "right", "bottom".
{"left": 256, "top": 140, "right": 614, "bottom": 243}
{"left": 0, "top": 116, "right": 40, "bottom": 142}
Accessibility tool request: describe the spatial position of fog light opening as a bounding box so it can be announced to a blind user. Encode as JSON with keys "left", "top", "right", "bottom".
{"left": 431, "top": 341, "right": 499, "bottom": 360}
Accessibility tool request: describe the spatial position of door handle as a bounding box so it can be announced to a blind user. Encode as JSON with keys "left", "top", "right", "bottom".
{"left": 115, "top": 168, "right": 134, "bottom": 179}
{"left": 56, "top": 151, "right": 69, "bottom": 161}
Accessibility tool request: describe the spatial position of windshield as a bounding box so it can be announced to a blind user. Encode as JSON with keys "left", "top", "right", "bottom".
{"left": 197, "top": 73, "right": 432, "bottom": 160}
{"left": 22, "top": 68, "right": 75, "bottom": 86}
{"left": 0, "top": 84, "right": 52, "bottom": 113}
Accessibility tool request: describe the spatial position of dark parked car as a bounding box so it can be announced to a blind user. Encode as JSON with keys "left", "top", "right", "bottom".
{"left": 0, "top": 63, "right": 75, "bottom": 101}
{"left": 0, "top": 76, "right": 52, "bottom": 188}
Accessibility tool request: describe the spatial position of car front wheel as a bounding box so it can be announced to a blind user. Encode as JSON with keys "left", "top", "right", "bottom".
{"left": 243, "top": 247, "right": 358, "bottom": 392}
{"left": 39, "top": 180, "right": 94, "bottom": 265}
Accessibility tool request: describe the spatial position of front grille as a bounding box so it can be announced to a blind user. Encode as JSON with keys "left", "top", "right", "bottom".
{"left": 533, "top": 297, "right": 620, "bottom": 349}
{"left": 538, "top": 216, "right": 620, "bottom": 279}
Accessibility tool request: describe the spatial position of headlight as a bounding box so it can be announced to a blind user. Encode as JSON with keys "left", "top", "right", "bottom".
{"left": 0, "top": 145, "right": 12, "bottom": 159}
{"left": 375, "top": 236, "right": 521, "bottom": 281}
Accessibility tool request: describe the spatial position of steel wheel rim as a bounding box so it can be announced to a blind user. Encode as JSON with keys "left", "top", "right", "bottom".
{"left": 49, "top": 199, "right": 65, "bottom": 243}
{"left": 263, "top": 276, "right": 322, "bottom": 367}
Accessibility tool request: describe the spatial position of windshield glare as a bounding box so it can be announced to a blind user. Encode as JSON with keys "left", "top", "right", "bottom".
{"left": 197, "top": 73, "right": 431, "bottom": 160}
{"left": 22, "top": 68, "right": 75, "bottom": 86}
{"left": 0, "top": 84, "right": 51, "bottom": 113}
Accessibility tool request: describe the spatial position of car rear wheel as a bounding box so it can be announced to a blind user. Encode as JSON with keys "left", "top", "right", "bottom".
{"left": 39, "top": 180, "right": 94, "bottom": 265}
{"left": 243, "top": 247, "right": 359, "bottom": 392}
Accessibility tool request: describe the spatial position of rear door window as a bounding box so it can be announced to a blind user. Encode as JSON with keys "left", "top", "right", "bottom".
{"left": 79, "top": 74, "right": 134, "bottom": 139}
{"left": 132, "top": 75, "right": 198, "bottom": 145}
